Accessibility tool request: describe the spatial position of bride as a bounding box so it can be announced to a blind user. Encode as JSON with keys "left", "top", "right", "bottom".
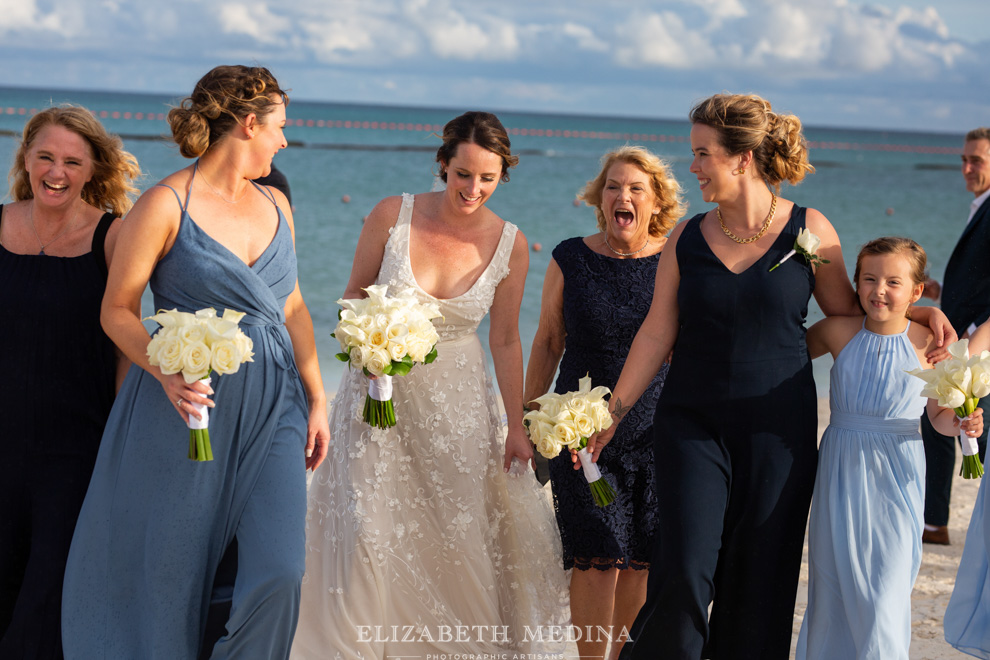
{"left": 292, "top": 111, "right": 569, "bottom": 658}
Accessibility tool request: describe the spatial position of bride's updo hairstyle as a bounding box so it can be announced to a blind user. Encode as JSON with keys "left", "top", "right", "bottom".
{"left": 168, "top": 65, "right": 289, "bottom": 159}
{"left": 435, "top": 111, "right": 519, "bottom": 184}
{"left": 689, "top": 93, "right": 814, "bottom": 193}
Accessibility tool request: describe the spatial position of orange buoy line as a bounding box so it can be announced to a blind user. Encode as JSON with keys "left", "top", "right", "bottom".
{"left": 0, "top": 106, "right": 963, "bottom": 155}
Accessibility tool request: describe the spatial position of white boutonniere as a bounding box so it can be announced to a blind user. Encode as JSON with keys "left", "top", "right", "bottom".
{"left": 769, "top": 228, "right": 831, "bottom": 272}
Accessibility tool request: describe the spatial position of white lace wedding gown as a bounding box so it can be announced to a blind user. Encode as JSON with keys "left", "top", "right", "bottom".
{"left": 292, "top": 194, "right": 570, "bottom": 659}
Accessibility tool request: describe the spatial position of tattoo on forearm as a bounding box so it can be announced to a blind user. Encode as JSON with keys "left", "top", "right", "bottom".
{"left": 612, "top": 397, "right": 631, "bottom": 420}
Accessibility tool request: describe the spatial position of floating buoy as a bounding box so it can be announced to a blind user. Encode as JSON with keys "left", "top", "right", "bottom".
{"left": 342, "top": 195, "right": 351, "bottom": 203}
{"left": 533, "top": 243, "right": 542, "bottom": 252}
{"left": 885, "top": 207, "right": 894, "bottom": 216}
{"left": 572, "top": 198, "right": 581, "bottom": 207}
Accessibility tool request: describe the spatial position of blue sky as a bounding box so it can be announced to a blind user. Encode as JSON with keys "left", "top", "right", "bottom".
{"left": 0, "top": 0, "right": 986, "bottom": 133}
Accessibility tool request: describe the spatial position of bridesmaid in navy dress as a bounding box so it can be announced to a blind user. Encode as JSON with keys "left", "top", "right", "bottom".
{"left": 592, "top": 94, "right": 952, "bottom": 660}
{"left": 524, "top": 146, "right": 684, "bottom": 660}
{"left": 61, "top": 66, "right": 329, "bottom": 659}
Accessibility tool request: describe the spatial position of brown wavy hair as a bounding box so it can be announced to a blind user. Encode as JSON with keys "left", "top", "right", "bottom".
{"left": 435, "top": 111, "right": 519, "bottom": 183}
{"left": 8, "top": 105, "right": 141, "bottom": 216}
{"left": 168, "top": 65, "right": 289, "bottom": 158}
{"left": 690, "top": 93, "right": 815, "bottom": 192}
{"left": 579, "top": 145, "right": 686, "bottom": 237}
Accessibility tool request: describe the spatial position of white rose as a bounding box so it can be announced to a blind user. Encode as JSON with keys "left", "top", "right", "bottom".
{"left": 406, "top": 337, "right": 430, "bottom": 363}
{"left": 349, "top": 344, "right": 372, "bottom": 369}
{"left": 367, "top": 327, "right": 388, "bottom": 349}
{"left": 365, "top": 348, "right": 392, "bottom": 376}
{"left": 234, "top": 332, "right": 254, "bottom": 363}
{"left": 155, "top": 336, "right": 185, "bottom": 375}
{"left": 566, "top": 397, "right": 590, "bottom": 416}
{"left": 146, "top": 334, "right": 164, "bottom": 363}
{"left": 211, "top": 340, "right": 241, "bottom": 375}
{"left": 553, "top": 422, "right": 579, "bottom": 449}
{"left": 179, "top": 322, "right": 208, "bottom": 345}
{"left": 180, "top": 341, "right": 212, "bottom": 382}
{"left": 796, "top": 227, "right": 821, "bottom": 255}
{"left": 536, "top": 434, "right": 563, "bottom": 459}
{"left": 387, "top": 340, "right": 407, "bottom": 362}
{"left": 573, "top": 412, "right": 595, "bottom": 439}
{"left": 591, "top": 402, "right": 613, "bottom": 431}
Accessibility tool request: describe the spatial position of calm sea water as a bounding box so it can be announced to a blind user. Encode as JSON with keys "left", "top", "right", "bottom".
{"left": 0, "top": 86, "right": 968, "bottom": 395}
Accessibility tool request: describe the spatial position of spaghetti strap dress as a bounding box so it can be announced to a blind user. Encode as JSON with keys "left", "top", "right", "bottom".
{"left": 796, "top": 322, "right": 926, "bottom": 660}
{"left": 61, "top": 166, "right": 310, "bottom": 660}
{"left": 0, "top": 208, "right": 116, "bottom": 660}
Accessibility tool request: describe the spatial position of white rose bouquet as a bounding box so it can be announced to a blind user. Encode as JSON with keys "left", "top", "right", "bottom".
{"left": 769, "top": 227, "right": 830, "bottom": 272}
{"left": 523, "top": 374, "right": 617, "bottom": 507}
{"left": 908, "top": 339, "right": 990, "bottom": 478}
{"left": 146, "top": 308, "right": 255, "bottom": 461}
{"left": 333, "top": 284, "right": 441, "bottom": 429}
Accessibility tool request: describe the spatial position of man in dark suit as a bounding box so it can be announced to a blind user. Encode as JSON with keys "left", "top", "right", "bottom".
{"left": 921, "top": 127, "right": 990, "bottom": 545}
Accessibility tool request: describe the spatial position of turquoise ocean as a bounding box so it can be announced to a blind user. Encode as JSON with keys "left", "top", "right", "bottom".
{"left": 0, "top": 86, "right": 968, "bottom": 397}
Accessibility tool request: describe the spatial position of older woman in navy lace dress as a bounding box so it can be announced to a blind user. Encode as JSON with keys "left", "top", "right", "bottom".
{"left": 524, "top": 146, "right": 685, "bottom": 660}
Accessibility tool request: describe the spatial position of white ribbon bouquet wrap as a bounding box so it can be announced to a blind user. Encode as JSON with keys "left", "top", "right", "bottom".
{"left": 333, "top": 284, "right": 441, "bottom": 429}
{"left": 524, "top": 374, "right": 616, "bottom": 507}
{"left": 146, "top": 308, "right": 255, "bottom": 461}
{"left": 908, "top": 339, "right": 990, "bottom": 478}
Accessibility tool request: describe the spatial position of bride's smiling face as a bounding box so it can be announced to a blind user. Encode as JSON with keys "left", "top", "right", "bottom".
{"left": 442, "top": 142, "right": 502, "bottom": 214}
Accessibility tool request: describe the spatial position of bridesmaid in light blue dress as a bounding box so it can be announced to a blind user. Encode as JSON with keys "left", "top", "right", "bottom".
{"left": 796, "top": 237, "right": 982, "bottom": 660}
{"left": 61, "top": 66, "right": 329, "bottom": 659}
{"left": 946, "top": 316, "right": 990, "bottom": 658}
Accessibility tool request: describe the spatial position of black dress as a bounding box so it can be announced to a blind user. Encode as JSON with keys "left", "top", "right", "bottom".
{"left": 548, "top": 237, "right": 666, "bottom": 570}
{"left": 624, "top": 208, "right": 819, "bottom": 660}
{"left": 0, "top": 207, "right": 117, "bottom": 659}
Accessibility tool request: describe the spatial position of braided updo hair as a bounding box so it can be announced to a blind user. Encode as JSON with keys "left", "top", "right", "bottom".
{"left": 168, "top": 65, "right": 289, "bottom": 158}
{"left": 689, "top": 93, "right": 814, "bottom": 192}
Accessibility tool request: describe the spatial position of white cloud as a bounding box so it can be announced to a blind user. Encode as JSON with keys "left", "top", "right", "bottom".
{"left": 561, "top": 23, "right": 608, "bottom": 53}
{"left": 0, "top": 0, "right": 67, "bottom": 35}
{"left": 218, "top": 2, "right": 291, "bottom": 46}
{"left": 614, "top": 12, "right": 712, "bottom": 69}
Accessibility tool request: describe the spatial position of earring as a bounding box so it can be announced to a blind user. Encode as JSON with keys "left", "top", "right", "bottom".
{"left": 735, "top": 167, "right": 746, "bottom": 175}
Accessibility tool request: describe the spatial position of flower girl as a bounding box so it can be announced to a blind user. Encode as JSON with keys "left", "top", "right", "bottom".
{"left": 796, "top": 237, "right": 982, "bottom": 660}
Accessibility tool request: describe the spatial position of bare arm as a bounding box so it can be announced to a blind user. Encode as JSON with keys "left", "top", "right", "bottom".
{"left": 341, "top": 195, "right": 402, "bottom": 299}
{"left": 523, "top": 258, "right": 566, "bottom": 407}
{"left": 103, "top": 217, "right": 132, "bottom": 393}
{"left": 489, "top": 230, "right": 533, "bottom": 472}
{"left": 805, "top": 209, "right": 859, "bottom": 317}
{"left": 278, "top": 190, "right": 330, "bottom": 471}
{"left": 586, "top": 223, "right": 685, "bottom": 462}
{"left": 928, "top": 399, "right": 983, "bottom": 438}
{"left": 101, "top": 184, "right": 215, "bottom": 420}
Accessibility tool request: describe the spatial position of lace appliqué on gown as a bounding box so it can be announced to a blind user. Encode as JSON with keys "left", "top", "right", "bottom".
{"left": 293, "top": 194, "right": 570, "bottom": 659}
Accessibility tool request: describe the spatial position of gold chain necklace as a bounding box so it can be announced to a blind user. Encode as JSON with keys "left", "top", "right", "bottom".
{"left": 30, "top": 202, "right": 81, "bottom": 255}
{"left": 716, "top": 192, "right": 777, "bottom": 244}
{"left": 603, "top": 234, "right": 650, "bottom": 257}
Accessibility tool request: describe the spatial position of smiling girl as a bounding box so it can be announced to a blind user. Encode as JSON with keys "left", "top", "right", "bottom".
{"left": 796, "top": 237, "right": 982, "bottom": 660}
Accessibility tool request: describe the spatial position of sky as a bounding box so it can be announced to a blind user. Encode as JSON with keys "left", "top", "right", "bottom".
{"left": 0, "top": 0, "right": 986, "bottom": 134}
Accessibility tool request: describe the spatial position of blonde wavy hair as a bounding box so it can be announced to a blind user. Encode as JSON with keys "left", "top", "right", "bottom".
{"left": 579, "top": 145, "right": 686, "bottom": 237}
{"left": 9, "top": 105, "right": 141, "bottom": 216}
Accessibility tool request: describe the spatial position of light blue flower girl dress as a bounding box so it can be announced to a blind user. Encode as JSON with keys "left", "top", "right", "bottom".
{"left": 796, "top": 321, "right": 926, "bottom": 660}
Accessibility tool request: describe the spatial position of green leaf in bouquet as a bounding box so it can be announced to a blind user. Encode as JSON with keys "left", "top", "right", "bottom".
{"left": 424, "top": 346, "right": 439, "bottom": 364}
{"left": 335, "top": 352, "right": 350, "bottom": 362}
{"left": 389, "top": 359, "right": 413, "bottom": 377}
